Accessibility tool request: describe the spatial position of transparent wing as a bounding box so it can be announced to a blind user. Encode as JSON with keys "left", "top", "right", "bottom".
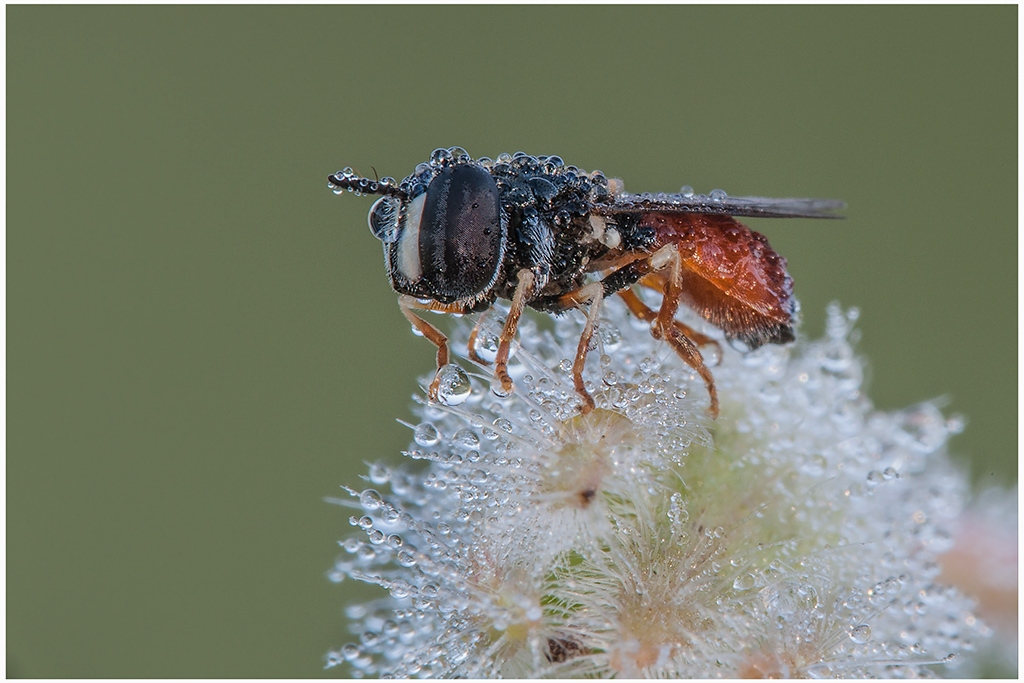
{"left": 595, "top": 191, "right": 845, "bottom": 219}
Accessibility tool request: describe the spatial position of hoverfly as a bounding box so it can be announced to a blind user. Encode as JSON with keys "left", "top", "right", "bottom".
{"left": 328, "top": 147, "right": 843, "bottom": 418}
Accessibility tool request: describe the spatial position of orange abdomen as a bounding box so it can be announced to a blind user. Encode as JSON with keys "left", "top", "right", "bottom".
{"left": 640, "top": 212, "right": 795, "bottom": 347}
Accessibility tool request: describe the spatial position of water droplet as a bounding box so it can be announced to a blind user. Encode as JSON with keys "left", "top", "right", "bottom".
{"left": 413, "top": 422, "right": 440, "bottom": 447}
{"left": 368, "top": 463, "right": 389, "bottom": 484}
{"left": 434, "top": 364, "right": 471, "bottom": 405}
{"left": 821, "top": 340, "right": 852, "bottom": 372}
{"left": 680, "top": 185, "right": 694, "bottom": 197}
{"left": 473, "top": 334, "right": 499, "bottom": 363}
{"left": 849, "top": 624, "right": 871, "bottom": 643}
{"left": 447, "top": 146, "right": 469, "bottom": 161}
{"left": 430, "top": 148, "right": 452, "bottom": 165}
{"left": 452, "top": 428, "right": 479, "bottom": 449}
{"left": 490, "top": 375, "right": 513, "bottom": 398}
{"left": 895, "top": 404, "right": 948, "bottom": 454}
{"left": 709, "top": 188, "right": 728, "bottom": 201}
{"left": 727, "top": 337, "right": 753, "bottom": 353}
{"left": 700, "top": 342, "right": 722, "bottom": 367}
{"left": 359, "top": 488, "right": 383, "bottom": 511}
{"left": 733, "top": 573, "right": 757, "bottom": 591}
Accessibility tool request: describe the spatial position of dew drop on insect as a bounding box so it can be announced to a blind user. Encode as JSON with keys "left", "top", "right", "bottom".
{"left": 849, "top": 624, "right": 872, "bottom": 644}
{"left": 709, "top": 189, "right": 728, "bottom": 201}
{"left": 447, "top": 146, "right": 469, "bottom": 161}
{"left": 359, "top": 488, "right": 383, "bottom": 511}
{"left": 434, "top": 365, "right": 472, "bottom": 405}
{"left": 413, "top": 422, "right": 440, "bottom": 447}
{"left": 429, "top": 148, "right": 452, "bottom": 165}
{"left": 680, "top": 185, "right": 694, "bottom": 197}
{"left": 490, "top": 375, "right": 513, "bottom": 398}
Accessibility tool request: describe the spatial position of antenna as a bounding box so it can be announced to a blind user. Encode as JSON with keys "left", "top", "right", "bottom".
{"left": 327, "top": 170, "right": 407, "bottom": 199}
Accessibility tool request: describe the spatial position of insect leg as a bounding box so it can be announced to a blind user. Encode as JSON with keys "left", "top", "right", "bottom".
{"left": 548, "top": 282, "right": 605, "bottom": 415}
{"left": 466, "top": 311, "right": 491, "bottom": 365}
{"left": 646, "top": 245, "right": 720, "bottom": 418}
{"left": 493, "top": 269, "right": 536, "bottom": 398}
{"left": 618, "top": 288, "right": 722, "bottom": 353}
{"left": 397, "top": 295, "right": 471, "bottom": 402}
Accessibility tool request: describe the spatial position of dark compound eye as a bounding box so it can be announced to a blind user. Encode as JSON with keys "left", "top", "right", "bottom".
{"left": 417, "top": 164, "right": 504, "bottom": 300}
{"left": 367, "top": 196, "right": 401, "bottom": 243}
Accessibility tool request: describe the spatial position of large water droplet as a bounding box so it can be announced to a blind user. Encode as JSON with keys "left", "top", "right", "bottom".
{"left": 434, "top": 364, "right": 471, "bottom": 405}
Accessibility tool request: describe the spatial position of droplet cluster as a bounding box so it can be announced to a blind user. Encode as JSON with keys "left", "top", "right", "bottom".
{"left": 327, "top": 297, "right": 986, "bottom": 677}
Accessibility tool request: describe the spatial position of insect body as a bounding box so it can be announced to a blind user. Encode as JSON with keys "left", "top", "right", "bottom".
{"left": 328, "top": 147, "right": 843, "bottom": 418}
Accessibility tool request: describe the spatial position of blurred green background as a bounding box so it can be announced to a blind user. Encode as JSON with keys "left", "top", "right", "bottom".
{"left": 7, "top": 5, "right": 1016, "bottom": 678}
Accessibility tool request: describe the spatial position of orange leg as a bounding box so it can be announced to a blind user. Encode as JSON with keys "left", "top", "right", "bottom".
{"left": 492, "top": 269, "right": 536, "bottom": 398}
{"left": 628, "top": 246, "right": 720, "bottom": 418}
{"left": 544, "top": 282, "right": 605, "bottom": 414}
{"left": 617, "top": 288, "right": 721, "bottom": 355}
{"left": 398, "top": 295, "right": 472, "bottom": 402}
{"left": 466, "top": 311, "right": 491, "bottom": 365}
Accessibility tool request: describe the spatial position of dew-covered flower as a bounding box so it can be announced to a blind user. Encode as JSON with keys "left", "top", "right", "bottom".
{"left": 327, "top": 297, "right": 992, "bottom": 678}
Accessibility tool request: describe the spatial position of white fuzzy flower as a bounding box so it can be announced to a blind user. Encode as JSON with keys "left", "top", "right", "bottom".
{"left": 327, "top": 297, "right": 989, "bottom": 678}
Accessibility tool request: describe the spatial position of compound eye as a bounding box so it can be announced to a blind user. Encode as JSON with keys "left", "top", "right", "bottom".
{"left": 418, "top": 165, "right": 504, "bottom": 299}
{"left": 367, "top": 196, "right": 401, "bottom": 243}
